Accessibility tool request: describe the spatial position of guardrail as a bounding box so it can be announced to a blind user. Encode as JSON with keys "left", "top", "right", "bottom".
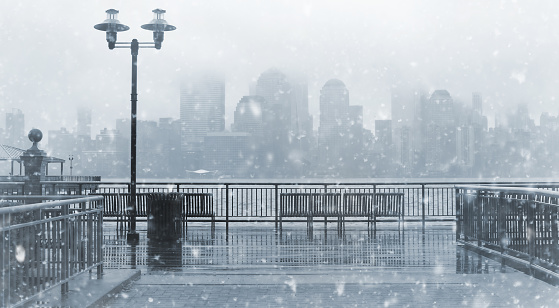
{"left": 86, "top": 182, "right": 458, "bottom": 230}
{"left": 455, "top": 185, "right": 559, "bottom": 278}
{"left": 4, "top": 180, "right": 559, "bottom": 227}
{"left": 0, "top": 196, "right": 104, "bottom": 307}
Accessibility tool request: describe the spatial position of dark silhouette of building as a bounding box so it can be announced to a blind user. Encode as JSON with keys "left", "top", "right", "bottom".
{"left": 422, "top": 90, "right": 456, "bottom": 175}
{"left": 180, "top": 72, "right": 225, "bottom": 171}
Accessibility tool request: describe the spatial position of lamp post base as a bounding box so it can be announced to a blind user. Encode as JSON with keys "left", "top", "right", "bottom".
{"left": 126, "top": 232, "right": 140, "bottom": 243}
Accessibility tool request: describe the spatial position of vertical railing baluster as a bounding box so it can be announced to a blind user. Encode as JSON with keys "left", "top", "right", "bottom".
{"left": 275, "top": 184, "right": 279, "bottom": 230}
{"left": 87, "top": 202, "right": 93, "bottom": 273}
{"left": 455, "top": 187, "right": 461, "bottom": 241}
{"left": 97, "top": 202, "right": 103, "bottom": 279}
{"left": 498, "top": 191, "right": 506, "bottom": 252}
{"left": 480, "top": 190, "right": 483, "bottom": 246}
{"left": 225, "top": 184, "right": 230, "bottom": 235}
{"left": 527, "top": 193, "right": 536, "bottom": 273}
{"left": 421, "top": 184, "right": 425, "bottom": 228}
{"left": 61, "top": 203, "right": 69, "bottom": 295}
{"left": 552, "top": 197, "right": 559, "bottom": 265}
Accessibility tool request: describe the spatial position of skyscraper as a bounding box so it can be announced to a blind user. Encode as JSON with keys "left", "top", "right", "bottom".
{"left": 472, "top": 92, "right": 482, "bottom": 116}
{"left": 422, "top": 90, "right": 455, "bottom": 174}
{"left": 77, "top": 107, "right": 92, "bottom": 139}
{"left": 391, "top": 88, "right": 424, "bottom": 174}
{"left": 253, "top": 68, "right": 311, "bottom": 176}
{"left": 232, "top": 96, "right": 266, "bottom": 136}
{"left": 318, "top": 79, "right": 351, "bottom": 171}
{"left": 180, "top": 73, "right": 225, "bottom": 153}
{"left": 5, "top": 109, "right": 25, "bottom": 147}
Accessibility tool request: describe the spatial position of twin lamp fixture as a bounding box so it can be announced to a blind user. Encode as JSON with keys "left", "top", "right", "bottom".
{"left": 94, "top": 8, "right": 176, "bottom": 50}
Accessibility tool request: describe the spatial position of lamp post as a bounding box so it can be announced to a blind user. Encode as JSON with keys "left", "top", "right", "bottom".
{"left": 68, "top": 155, "right": 74, "bottom": 176}
{"left": 95, "top": 8, "right": 176, "bottom": 242}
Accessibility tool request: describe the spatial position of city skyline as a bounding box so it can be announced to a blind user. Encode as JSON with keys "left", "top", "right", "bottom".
{"left": 5, "top": 76, "right": 558, "bottom": 144}
{"left": 3, "top": 1, "right": 559, "bottom": 138}
{"left": 5, "top": 75, "right": 558, "bottom": 179}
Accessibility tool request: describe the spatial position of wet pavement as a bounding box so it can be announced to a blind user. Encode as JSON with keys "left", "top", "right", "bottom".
{"left": 101, "top": 222, "right": 559, "bottom": 307}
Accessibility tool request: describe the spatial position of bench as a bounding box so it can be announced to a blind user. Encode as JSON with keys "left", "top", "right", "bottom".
{"left": 182, "top": 193, "right": 215, "bottom": 234}
{"left": 279, "top": 192, "right": 404, "bottom": 233}
{"left": 92, "top": 192, "right": 215, "bottom": 234}
{"left": 343, "top": 192, "right": 404, "bottom": 230}
{"left": 279, "top": 193, "right": 342, "bottom": 233}
{"left": 91, "top": 193, "right": 150, "bottom": 230}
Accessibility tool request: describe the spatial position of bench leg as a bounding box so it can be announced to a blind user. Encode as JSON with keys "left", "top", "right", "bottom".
{"left": 337, "top": 216, "right": 342, "bottom": 237}
{"left": 307, "top": 216, "right": 313, "bottom": 238}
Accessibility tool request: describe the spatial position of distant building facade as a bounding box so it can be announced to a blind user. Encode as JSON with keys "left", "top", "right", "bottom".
{"left": 422, "top": 90, "right": 456, "bottom": 175}
{"left": 5, "top": 109, "right": 25, "bottom": 148}
{"left": 180, "top": 73, "right": 225, "bottom": 171}
{"left": 180, "top": 73, "right": 225, "bottom": 148}
{"left": 253, "top": 68, "right": 312, "bottom": 176}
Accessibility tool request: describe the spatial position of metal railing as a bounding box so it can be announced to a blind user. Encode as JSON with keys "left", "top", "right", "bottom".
{"left": 456, "top": 185, "right": 559, "bottom": 276}
{"left": 4, "top": 180, "right": 559, "bottom": 227}
{"left": 84, "top": 182, "right": 462, "bottom": 228}
{"left": 0, "top": 196, "right": 104, "bottom": 307}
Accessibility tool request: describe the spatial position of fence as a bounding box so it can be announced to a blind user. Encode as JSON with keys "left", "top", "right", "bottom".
{"left": 0, "top": 195, "right": 103, "bottom": 307}
{"left": 81, "top": 182, "right": 462, "bottom": 229}
{"left": 4, "top": 180, "right": 559, "bottom": 227}
{"left": 456, "top": 185, "right": 559, "bottom": 277}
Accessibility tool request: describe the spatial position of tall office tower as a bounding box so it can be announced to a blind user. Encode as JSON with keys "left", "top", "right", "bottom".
{"left": 232, "top": 96, "right": 266, "bottom": 136}
{"left": 288, "top": 77, "right": 312, "bottom": 143}
{"left": 77, "top": 107, "right": 92, "bottom": 139}
{"left": 391, "top": 88, "right": 424, "bottom": 174}
{"left": 318, "top": 79, "right": 350, "bottom": 170}
{"left": 470, "top": 92, "right": 486, "bottom": 173}
{"left": 422, "top": 90, "right": 456, "bottom": 175}
{"left": 232, "top": 96, "right": 267, "bottom": 175}
{"left": 5, "top": 109, "right": 25, "bottom": 147}
{"left": 180, "top": 73, "right": 225, "bottom": 169}
{"left": 472, "top": 92, "right": 482, "bottom": 116}
{"left": 253, "top": 68, "right": 312, "bottom": 176}
{"left": 375, "top": 120, "right": 392, "bottom": 150}
{"left": 255, "top": 68, "right": 312, "bottom": 137}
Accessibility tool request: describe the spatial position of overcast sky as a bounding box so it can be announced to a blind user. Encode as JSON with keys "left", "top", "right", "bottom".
{"left": 1, "top": 0, "right": 559, "bottom": 139}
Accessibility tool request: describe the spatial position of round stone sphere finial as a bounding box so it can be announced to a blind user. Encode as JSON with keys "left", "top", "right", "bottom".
{"left": 28, "top": 129, "right": 43, "bottom": 144}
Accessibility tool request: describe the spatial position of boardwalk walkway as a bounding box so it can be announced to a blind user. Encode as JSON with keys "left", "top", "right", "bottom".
{"left": 101, "top": 223, "right": 559, "bottom": 307}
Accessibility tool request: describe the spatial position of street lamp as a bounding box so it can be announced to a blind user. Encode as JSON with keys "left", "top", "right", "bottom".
{"left": 68, "top": 155, "right": 74, "bottom": 176}
{"left": 95, "top": 9, "right": 176, "bottom": 242}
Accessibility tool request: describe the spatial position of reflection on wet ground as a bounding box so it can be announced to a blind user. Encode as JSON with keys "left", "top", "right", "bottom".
{"left": 103, "top": 222, "right": 559, "bottom": 307}
{"left": 103, "top": 222, "right": 500, "bottom": 275}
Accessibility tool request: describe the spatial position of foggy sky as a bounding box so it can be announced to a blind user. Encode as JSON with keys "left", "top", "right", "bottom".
{"left": 1, "top": 0, "right": 559, "bottom": 139}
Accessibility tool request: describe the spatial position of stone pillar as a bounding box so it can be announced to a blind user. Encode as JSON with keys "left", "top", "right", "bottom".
{"left": 20, "top": 129, "right": 47, "bottom": 195}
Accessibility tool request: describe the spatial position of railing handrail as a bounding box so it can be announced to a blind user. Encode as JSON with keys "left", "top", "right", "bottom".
{"left": 37, "top": 180, "right": 559, "bottom": 186}
{"left": 1, "top": 195, "right": 89, "bottom": 200}
{"left": 455, "top": 185, "right": 559, "bottom": 200}
{"left": 0, "top": 196, "right": 103, "bottom": 215}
